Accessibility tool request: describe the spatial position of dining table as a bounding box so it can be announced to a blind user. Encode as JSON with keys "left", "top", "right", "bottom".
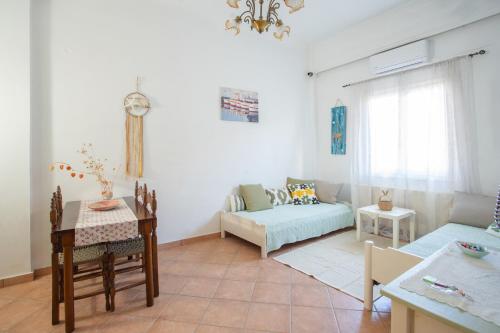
{"left": 54, "top": 196, "right": 158, "bottom": 333}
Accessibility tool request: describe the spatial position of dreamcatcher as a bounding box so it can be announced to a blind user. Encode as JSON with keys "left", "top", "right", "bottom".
{"left": 124, "top": 77, "right": 151, "bottom": 178}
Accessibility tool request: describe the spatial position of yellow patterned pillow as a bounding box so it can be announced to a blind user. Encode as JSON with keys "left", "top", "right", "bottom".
{"left": 287, "top": 184, "right": 320, "bottom": 205}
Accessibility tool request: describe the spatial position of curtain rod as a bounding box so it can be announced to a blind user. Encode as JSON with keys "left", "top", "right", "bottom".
{"left": 341, "top": 49, "right": 486, "bottom": 88}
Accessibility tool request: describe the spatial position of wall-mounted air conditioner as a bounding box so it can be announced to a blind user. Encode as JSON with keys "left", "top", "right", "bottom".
{"left": 369, "top": 40, "right": 429, "bottom": 75}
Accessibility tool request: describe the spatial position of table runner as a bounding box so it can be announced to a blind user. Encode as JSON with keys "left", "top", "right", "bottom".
{"left": 400, "top": 242, "right": 500, "bottom": 326}
{"left": 75, "top": 198, "right": 138, "bottom": 246}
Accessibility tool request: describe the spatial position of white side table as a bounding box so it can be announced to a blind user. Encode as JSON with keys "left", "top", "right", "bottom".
{"left": 356, "top": 205, "right": 416, "bottom": 248}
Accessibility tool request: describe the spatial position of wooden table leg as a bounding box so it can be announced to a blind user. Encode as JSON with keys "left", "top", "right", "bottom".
{"left": 152, "top": 219, "right": 159, "bottom": 297}
{"left": 62, "top": 235, "right": 75, "bottom": 333}
{"left": 391, "top": 299, "right": 414, "bottom": 333}
{"left": 51, "top": 252, "right": 59, "bottom": 325}
{"left": 143, "top": 222, "right": 154, "bottom": 307}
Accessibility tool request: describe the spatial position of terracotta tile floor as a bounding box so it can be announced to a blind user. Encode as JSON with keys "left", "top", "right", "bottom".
{"left": 0, "top": 234, "right": 391, "bottom": 332}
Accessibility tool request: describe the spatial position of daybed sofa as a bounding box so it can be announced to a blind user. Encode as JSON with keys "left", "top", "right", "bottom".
{"left": 363, "top": 192, "right": 500, "bottom": 309}
{"left": 221, "top": 202, "right": 354, "bottom": 258}
{"left": 220, "top": 182, "right": 354, "bottom": 258}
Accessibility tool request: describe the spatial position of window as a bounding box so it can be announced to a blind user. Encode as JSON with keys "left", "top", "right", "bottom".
{"left": 368, "top": 81, "right": 449, "bottom": 181}
{"left": 351, "top": 57, "right": 480, "bottom": 193}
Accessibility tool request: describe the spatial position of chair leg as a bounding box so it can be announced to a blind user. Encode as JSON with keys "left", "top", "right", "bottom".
{"left": 108, "top": 253, "right": 116, "bottom": 312}
{"left": 152, "top": 232, "right": 159, "bottom": 297}
{"left": 58, "top": 267, "right": 64, "bottom": 303}
{"left": 51, "top": 254, "right": 60, "bottom": 325}
{"left": 102, "top": 253, "right": 111, "bottom": 312}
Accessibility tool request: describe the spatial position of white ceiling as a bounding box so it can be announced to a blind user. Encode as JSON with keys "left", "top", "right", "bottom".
{"left": 161, "top": 0, "right": 411, "bottom": 45}
{"left": 281, "top": 0, "right": 410, "bottom": 44}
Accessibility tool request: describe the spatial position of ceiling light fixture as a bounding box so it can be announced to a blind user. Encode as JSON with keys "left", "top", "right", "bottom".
{"left": 225, "top": 0, "right": 304, "bottom": 41}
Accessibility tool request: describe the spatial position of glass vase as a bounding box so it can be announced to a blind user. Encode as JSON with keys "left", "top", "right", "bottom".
{"left": 100, "top": 181, "right": 113, "bottom": 200}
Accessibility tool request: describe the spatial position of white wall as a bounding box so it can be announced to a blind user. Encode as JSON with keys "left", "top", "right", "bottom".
{"left": 311, "top": 0, "right": 500, "bottom": 72}
{"left": 30, "top": 0, "right": 308, "bottom": 269}
{"left": 312, "top": 14, "right": 500, "bottom": 197}
{"left": 0, "top": 0, "right": 32, "bottom": 279}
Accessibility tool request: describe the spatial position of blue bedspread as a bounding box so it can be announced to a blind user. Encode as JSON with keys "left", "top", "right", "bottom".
{"left": 233, "top": 203, "right": 354, "bottom": 252}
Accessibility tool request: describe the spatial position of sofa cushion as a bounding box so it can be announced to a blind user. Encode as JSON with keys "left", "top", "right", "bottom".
{"left": 449, "top": 191, "right": 496, "bottom": 229}
{"left": 240, "top": 184, "right": 273, "bottom": 212}
{"left": 287, "top": 184, "right": 320, "bottom": 205}
{"left": 265, "top": 187, "right": 292, "bottom": 206}
{"left": 315, "top": 181, "right": 343, "bottom": 204}
{"left": 287, "top": 177, "right": 315, "bottom": 188}
{"left": 228, "top": 194, "right": 246, "bottom": 212}
{"left": 337, "top": 183, "right": 352, "bottom": 203}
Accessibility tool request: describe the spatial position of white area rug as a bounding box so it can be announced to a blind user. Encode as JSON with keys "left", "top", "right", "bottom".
{"left": 274, "top": 230, "right": 396, "bottom": 301}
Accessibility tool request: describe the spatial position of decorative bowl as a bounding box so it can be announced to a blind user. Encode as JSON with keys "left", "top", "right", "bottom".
{"left": 378, "top": 201, "right": 393, "bottom": 211}
{"left": 455, "top": 241, "right": 489, "bottom": 258}
{"left": 88, "top": 199, "right": 120, "bottom": 211}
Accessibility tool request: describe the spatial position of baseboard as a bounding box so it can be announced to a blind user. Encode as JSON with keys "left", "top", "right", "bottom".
{"left": 34, "top": 266, "right": 52, "bottom": 278}
{"left": 158, "top": 232, "right": 221, "bottom": 250}
{"left": 1, "top": 231, "right": 222, "bottom": 288}
{"left": 0, "top": 272, "right": 34, "bottom": 288}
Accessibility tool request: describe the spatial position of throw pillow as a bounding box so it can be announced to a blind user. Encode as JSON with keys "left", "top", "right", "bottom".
{"left": 228, "top": 194, "right": 246, "bottom": 212}
{"left": 287, "top": 177, "right": 315, "bottom": 188}
{"left": 315, "top": 180, "right": 343, "bottom": 204}
{"left": 449, "top": 191, "right": 496, "bottom": 229}
{"left": 265, "top": 187, "right": 292, "bottom": 206}
{"left": 336, "top": 183, "right": 351, "bottom": 203}
{"left": 240, "top": 184, "right": 273, "bottom": 212}
{"left": 287, "top": 184, "right": 320, "bottom": 205}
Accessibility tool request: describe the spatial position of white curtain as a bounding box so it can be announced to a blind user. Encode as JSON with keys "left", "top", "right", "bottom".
{"left": 350, "top": 57, "right": 481, "bottom": 238}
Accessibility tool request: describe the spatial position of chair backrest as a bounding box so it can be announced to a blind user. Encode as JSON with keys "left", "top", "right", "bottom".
{"left": 135, "top": 181, "right": 157, "bottom": 216}
{"left": 50, "top": 186, "right": 63, "bottom": 232}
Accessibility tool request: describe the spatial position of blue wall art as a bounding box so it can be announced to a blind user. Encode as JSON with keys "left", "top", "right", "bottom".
{"left": 331, "top": 106, "right": 346, "bottom": 155}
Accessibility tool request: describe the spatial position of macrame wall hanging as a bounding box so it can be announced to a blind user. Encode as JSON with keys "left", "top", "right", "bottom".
{"left": 124, "top": 77, "right": 151, "bottom": 178}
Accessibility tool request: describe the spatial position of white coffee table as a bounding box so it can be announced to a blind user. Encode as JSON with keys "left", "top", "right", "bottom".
{"left": 356, "top": 204, "right": 416, "bottom": 248}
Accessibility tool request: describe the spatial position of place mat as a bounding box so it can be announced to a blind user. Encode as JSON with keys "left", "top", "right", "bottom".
{"left": 75, "top": 198, "right": 138, "bottom": 246}
{"left": 400, "top": 242, "right": 500, "bottom": 326}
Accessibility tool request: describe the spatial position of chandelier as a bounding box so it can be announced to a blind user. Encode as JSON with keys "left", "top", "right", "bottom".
{"left": 225, "top": 0, "right": 305, "bottom": 41}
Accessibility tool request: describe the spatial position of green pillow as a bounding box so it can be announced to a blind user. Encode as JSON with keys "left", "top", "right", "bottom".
{"left": 239, "top": 184, "right": 273, "bottom": 212}
{"left": 287, "top": 177, "right": 315, "bottom": 187}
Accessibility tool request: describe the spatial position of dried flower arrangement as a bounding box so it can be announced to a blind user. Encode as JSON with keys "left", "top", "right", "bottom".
{"left": 378, "top": 189, "right": 393, "bottom": 211}
{"left": 50, "top": 143, "right": 116, "bottom": 199}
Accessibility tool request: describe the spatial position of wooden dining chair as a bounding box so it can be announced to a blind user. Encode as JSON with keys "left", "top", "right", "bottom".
{"left": 104, "top": 181, "right": 159, "bottom": 311}
{"left": 50, "top": 186, "right": 109, "bottom": 325}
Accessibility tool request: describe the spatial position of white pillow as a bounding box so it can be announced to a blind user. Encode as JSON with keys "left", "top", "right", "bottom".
{"left": 228, "top": 194, "right": 246, "bottom": 212}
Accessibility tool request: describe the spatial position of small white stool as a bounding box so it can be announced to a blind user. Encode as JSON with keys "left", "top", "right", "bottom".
{"left": 356, "top": 205, "right": 416, "bottom": 248}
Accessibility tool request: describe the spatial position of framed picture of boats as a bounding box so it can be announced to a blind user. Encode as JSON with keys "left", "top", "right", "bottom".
{"left": 220, "top": 87, "right": 259, "bottom": 123}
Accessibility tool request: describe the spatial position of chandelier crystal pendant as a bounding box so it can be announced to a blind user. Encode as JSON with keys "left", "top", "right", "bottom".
{"left": 225, "top": 0, "right": 304, "bottom": 40}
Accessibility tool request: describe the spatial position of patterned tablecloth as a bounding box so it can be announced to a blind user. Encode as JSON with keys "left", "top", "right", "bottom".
{"left": 400, "top": 242, "right": 500, "bottom": 326}
{"left": 75, "top": 198, "right": 138, "bottom": 246}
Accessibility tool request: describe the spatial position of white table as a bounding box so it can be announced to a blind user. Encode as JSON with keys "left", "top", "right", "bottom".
{"left": 381, "top": 244, "right": 499, "bottom": 333}
{"left": 356, "top": 204, "right": 416, "bottom": 248}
